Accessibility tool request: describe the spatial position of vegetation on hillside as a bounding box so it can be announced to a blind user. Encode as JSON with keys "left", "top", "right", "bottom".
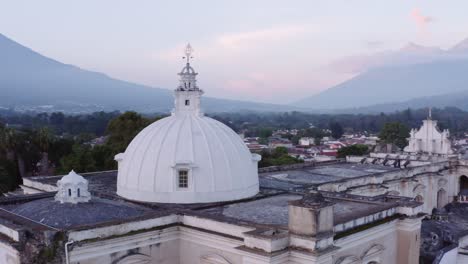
{"left": 258, "top": 147, "right": 303, "bottom": 168}
{"left": 337, "top": 144, "right": 369, "bottom": 158}
{"left": 0, "top": 112, "right": 161, "bottom": 194}
{"left": 0, "top": 106, "right": 465, "bottom": 194}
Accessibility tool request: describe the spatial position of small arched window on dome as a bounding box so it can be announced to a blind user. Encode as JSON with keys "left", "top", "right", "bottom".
{"left": 68, "top": 189, "right": 72, "bottom": 197}
{"left": 77, "top": 188, "right": 81, "bottom": 197}
{"left": 185, "top": 100, "right": 190, "bottom": 106}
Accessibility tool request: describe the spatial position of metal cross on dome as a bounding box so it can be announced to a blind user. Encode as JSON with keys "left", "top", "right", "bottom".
{"left": 183, "top": 43, "right": 194, "bottom": 63}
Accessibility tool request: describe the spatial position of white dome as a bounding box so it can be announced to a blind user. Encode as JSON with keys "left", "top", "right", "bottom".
{"left": 116, "top": 46, "right": 260, "bottom": 204}
{"left": 116, "top": 114, "right": 260, "bottom": 203}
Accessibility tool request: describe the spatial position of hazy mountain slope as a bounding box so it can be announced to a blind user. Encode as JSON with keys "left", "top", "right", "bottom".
{"left": 332, "top": 90, "right": 468, "bottom": 114}
{"left": 294, "top": 59, "right": 468, "bottom": 109}
{"left": 0, "top": 34, "right": 297, "bottom": 113}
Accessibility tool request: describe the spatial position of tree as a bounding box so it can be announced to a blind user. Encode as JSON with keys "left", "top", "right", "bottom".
{"left": 35, "top": 127, "right": 53, "bottom": 175}
{"left": 106, "top": 112, "right": 153, "bottom": 153}
{"left": 0, "top": 127, "right": 18, "bottom": 161}
{"left": 258, "top": 147, "right": 303, "bottom": 168}
{"left": 58, "top": 144, "right": 96, "bottom": 174}
{"left": 0, "top": 159, "right": 19, "bottom": 194}
{"left": 48, "top": 138, "right": 74, "bottom": 168}
{"left": 314, "top": 137, "right": 322, "bottom": 146}
{"left": 330, "top": 122, "right": 344, "bottom": 139}
{"left": 258, "top": 128, "right": 273, "bottom": 138}
{"left": 379, "top": 122, "right": 410, "bottom": 149}
{"left": 91, "top": 145, "right": 117, "bottom": 170}
{"left": 337, "top": 144, "right": 369, "bottom": 158}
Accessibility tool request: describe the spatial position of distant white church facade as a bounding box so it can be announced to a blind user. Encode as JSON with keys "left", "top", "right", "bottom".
{"left": 404, "top": 109, "right": 454, "bottom": 155}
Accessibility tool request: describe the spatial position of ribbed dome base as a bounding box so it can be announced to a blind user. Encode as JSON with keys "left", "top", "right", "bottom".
{"left": 117, "top": 183, "right": 259, "bottom": 204}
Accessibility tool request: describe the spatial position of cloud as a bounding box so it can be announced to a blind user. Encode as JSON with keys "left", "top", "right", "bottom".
{"left": 148, "top": 24, "right": 325, "bottom": 102}
{"left": 366, "top": 41, "right": 384, "bottom": 49}
{"left": 151, "top": 24, "right": 312, "bottom": 63}
{"left": 410, "top": 9, "right": 435, "bottom": 28}
{"left": 329, "top": 42, "right": 455, "bottom": 74}
{"left": 216, "top": 25, "right": 311, "bottom": 50}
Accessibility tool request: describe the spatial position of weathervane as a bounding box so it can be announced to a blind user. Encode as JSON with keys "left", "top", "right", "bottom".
{"left": 183, "top": 43, "right": 194, "bottom": 64}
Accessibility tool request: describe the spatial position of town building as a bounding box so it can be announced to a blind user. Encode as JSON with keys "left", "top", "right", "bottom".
{"left": 298, "top": 137, "right": 315, "bottom": 146}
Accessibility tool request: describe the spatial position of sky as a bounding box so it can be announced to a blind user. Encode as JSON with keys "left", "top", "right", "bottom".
{"left": 1, "top": 0, "right": 468, "bottom": 103}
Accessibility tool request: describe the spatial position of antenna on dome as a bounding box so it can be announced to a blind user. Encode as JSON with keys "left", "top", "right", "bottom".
{"left": 182, "top": 43, "right": 194, "bottom": 64}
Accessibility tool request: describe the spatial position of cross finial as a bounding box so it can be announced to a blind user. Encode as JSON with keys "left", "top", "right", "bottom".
{"left": 183, "top": 43, "right": 194, "bottom": 64}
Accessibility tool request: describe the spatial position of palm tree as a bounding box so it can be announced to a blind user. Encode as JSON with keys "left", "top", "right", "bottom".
{"left": 0, "top": 127, "right": 18, "bottom": 162}
{"left": 36, "top": 127, "right": 52, "bottom": 175}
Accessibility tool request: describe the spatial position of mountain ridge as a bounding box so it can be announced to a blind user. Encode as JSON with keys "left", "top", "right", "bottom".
{"left": 0, "top": 33, "right": 301, "bottom": 113}
{"left": 295, "top": 37, "right": 468, "bottom": 110}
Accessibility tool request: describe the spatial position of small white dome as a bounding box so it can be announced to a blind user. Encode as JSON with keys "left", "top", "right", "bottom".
{"left": 116, "top": 46, "right": 260, "bottom": 204}
{"left": 55, "top": 170, "right": 91, "bottom": 204}
{"left": 116, "top": 114, "right": 260, "bottom": 203}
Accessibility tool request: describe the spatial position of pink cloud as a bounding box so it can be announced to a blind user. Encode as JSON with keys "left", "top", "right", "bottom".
{"left": 216, "top": 25, "right": 312, "bottom": 50}
{"left": 410, "top": 9, "right": 435, "bottom": 28}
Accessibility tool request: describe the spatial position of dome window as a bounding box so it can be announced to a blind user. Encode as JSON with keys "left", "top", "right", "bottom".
{"left": 185, "top": 100, "right": 190, "bottom": 106}
{"left": 178, "top": 169, "right": 189, "bottom": 189}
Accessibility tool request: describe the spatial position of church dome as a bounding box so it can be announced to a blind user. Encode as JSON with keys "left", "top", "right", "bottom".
{"left": 115, "top": 44, "right": 260, "bottom": 204}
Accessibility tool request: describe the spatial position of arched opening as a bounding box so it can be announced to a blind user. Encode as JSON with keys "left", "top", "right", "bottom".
{"left": 460, "top": 175, "right": 468, "bottom": 193}
{"left": 68, "top": 189, "right": 72, "bottom": 196}
{"left": 415, "top": 195, "right": 424, "bottom": 203}
{"left": 437, "top": 189, "right": 447, "bottom": 209}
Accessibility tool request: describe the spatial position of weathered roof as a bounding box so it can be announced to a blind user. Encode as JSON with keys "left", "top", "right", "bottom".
{"left": 2, "top": 161, "right": 418, "bottom": 234}
{"left": 7, "top": 197, "right": 147, "bottom": 229}
{"left": 259, "top": 163, "right": 399, "bottom": 189}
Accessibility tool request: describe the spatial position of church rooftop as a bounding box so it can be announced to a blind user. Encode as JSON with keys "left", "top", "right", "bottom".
{"left": 1, "top": 195, "right": 149, "bottom": 229}
{"left": 22, "top": 162, "right": 401, "bottom": 196}
{"left": 195, "top": 192, "right": 414, "bottom": 231}
{"left": 2, "top": 160, "right": 425, "bottom": 240}
{"left": 259, "top": 162, "right": 400, "bottom": 191}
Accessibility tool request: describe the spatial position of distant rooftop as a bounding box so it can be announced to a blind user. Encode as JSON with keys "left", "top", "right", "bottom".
{"left": 259, "top": 163, "right": 400, "bottom": 191}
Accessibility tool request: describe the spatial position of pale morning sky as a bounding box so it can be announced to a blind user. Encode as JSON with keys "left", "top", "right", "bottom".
{"left": 1, "top": 0, "right": 467, "bottom": 103}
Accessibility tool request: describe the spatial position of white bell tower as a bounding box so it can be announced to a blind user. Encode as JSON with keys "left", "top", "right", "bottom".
{"left": 173, "top": 43, "right": 204, "bottom": 116}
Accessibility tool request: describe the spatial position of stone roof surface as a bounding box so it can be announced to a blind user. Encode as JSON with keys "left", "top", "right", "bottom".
{"left": 2, "top": 161, "right": 418, "bottom": 234}
{"left": 259, "top": 163, "right": 399, "bottom": 187}
{"left": 8, "top": 197, "right": 147, "bottom": 229}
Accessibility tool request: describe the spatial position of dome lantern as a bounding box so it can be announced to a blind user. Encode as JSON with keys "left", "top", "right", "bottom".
{"left": 174, "top": 43, "right": 203, "bottom": 117}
